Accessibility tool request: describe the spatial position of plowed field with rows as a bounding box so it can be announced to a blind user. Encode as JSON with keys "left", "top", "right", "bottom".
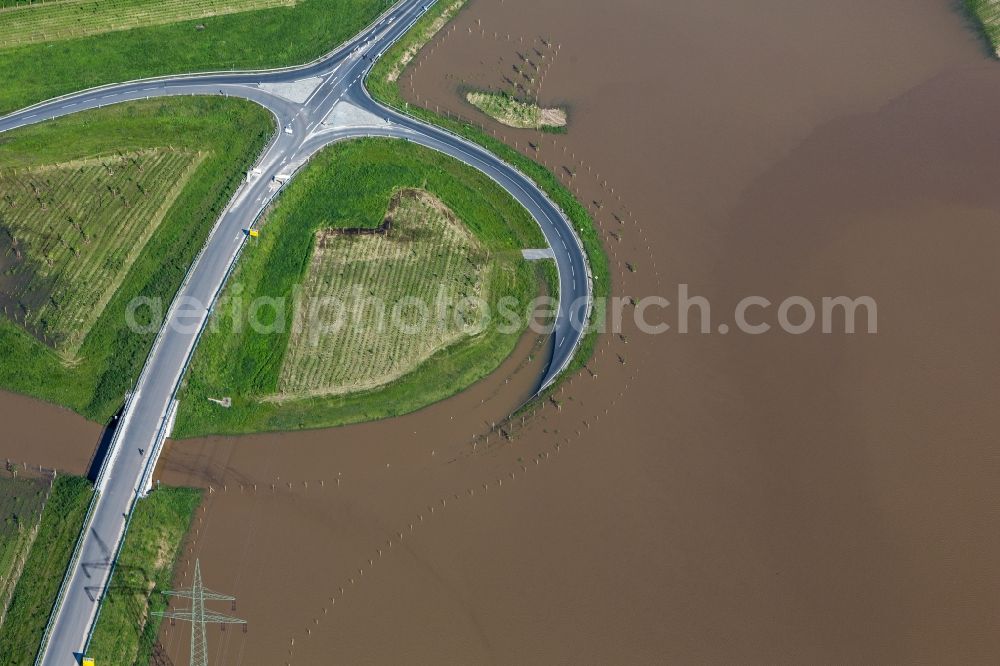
{"left": 0, "top": 149, "right": 203, "bottom": 358}
{"left": 279, "top": 189, "right": 490, "bottom": 398}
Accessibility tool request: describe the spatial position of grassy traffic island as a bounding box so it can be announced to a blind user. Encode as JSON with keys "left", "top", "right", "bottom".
{"left": 966, "top": 0, "right": 1000, "bottom": 54}
{"left": 174, "top": 137, "right": 548, "bottom": 436}
{"left": 0, "top": 97, "right": 274, "bottom": 424}
{"left": 0, "top": 475, "right": 92, "bottom": 666}
{"left": 0, "top": 0, "right": 395, "bottom": 114}
{"left": 465, "top": 90, "right": 567, "bottom": 131}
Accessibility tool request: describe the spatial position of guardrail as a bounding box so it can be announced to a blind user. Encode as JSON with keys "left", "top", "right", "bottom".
{"left": 32, "top": 106, "right": 283, "bottom": 666}
{"left": 82, "top": 145, "right": 315, "bottom": 655}
{"left": 33, "top": 485, "right": 96, "bottom": 664}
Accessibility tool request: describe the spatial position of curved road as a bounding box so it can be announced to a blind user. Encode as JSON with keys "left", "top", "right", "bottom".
{"left": 0, "top": 1, "right": 592, "bottom": 662}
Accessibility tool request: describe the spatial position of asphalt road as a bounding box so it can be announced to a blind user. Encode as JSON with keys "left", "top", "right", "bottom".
{"left": 0, "top": 1, "right": 592, "bottom": 662}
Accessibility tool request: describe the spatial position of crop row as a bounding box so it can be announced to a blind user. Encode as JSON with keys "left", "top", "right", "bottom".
{"left": 0, "top": 149, "right": 202, "bottom": 356}
{"left": 278, "top": 191, "right": 489, "bottom": 397}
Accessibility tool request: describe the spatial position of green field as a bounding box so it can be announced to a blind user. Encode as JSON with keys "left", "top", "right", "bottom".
{"left": 465, "top": 90, "right": 567, "bottom": 130}
{"left": 0, "top": 0, "right": 294, "bottom": 48}
{"left": 0, "top": 97, "right": 274, "bottom": 423}
{"left": 87, "top": 487, "right": 201, "bottom": 666}
{"left": 966, "top": 0, "right": 1000, "bottom": 54}
{"left": 0, "top": 0, "right": 393, "bottom": 114}
{"left": 0, "top": 475, "right": 48, "bottom": 621}
{"left": 0, "top": 475, "right": 91, "bottom": 666}
{"left": 174, "top": 138, "right": 544, "bottom": 436}
{"left": 366, "top": 0, "right": 609, "bottom": 390}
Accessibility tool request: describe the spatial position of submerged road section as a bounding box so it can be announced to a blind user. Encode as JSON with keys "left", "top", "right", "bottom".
{"left": 0, "top": 0, "right": 592, "bottom": 662}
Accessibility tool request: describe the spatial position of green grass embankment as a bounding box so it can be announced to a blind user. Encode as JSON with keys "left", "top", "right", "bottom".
{"left": 965, "top": 0, "right": 1000, "bottom": 55}
{"left": 87, "top": 487, "right": 202, "bottom": 666}
{"left": 0, "top": 475, "right": 47, "bottom": 611}
{"left": 0, "top": 475, "right": 92, "bottom": 666}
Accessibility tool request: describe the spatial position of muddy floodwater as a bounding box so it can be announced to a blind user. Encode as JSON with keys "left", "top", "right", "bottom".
{"left": 4, "top": 0, "right": 1000, "bottom": 661}
{"left": 0, "top": 390, "right": 98, "bottom": 475}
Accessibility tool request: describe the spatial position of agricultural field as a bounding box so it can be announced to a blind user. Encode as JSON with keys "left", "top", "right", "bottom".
{"left": 278, "top": 188, "right": 493, "bottom": 398}
{"left": 0, "top": 149, "right": 205, "bottom": 359}
{"left": 0, "top": 475, "right": 91, "bottom": 666}
{"left": 465, "top": 90, "right": 567, "bottom": 130}
{"left": 0, "top": 474, "right": 48, "bottom": 625}
{"left": 0, "top": 97, "right": 274, "bottom": 424}
{"left": 87, "top": 486, "right": 201, "bottom": 666}
{"left": 0, "top": 0, "right": 394, "bottom": 114}
{"left": 175, "top": 138, "right": 544, "bottom": 436}
{"left": 0, "top": 0, "right": 294, "bottom": 48}
{"left": 966, "top": 0, "right": 1000, "bottom": 54}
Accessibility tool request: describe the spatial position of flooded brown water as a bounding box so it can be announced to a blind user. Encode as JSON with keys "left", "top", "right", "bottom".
{"left": 0, "top": 390, "right": 98, "bottom": 475}
{"left": 4, "top": 0, "right": 1000, "bottom": 661}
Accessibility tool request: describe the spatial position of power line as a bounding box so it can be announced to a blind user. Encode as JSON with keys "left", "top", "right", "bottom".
{"left": 153, "top": 560, "right": 246, "bottom": 666}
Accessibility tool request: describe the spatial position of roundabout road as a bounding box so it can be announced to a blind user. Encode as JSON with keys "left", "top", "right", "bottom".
{"left": 0, "top": 1, "right": 593, "bottom": 662}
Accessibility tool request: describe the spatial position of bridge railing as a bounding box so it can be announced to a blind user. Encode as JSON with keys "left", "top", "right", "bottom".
{"left": 33, "top": 101, "right": 286, "bottom": 666}
{"left": 82, "top": 134, "right": 316, "bottom": 656}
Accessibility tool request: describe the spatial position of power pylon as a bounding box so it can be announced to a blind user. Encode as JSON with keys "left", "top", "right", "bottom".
{"left": 152, "top": 559, "right": 246, "bottom": 666}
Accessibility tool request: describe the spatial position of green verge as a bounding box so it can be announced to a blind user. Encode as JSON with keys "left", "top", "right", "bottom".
{"left": 174, "top": 138, "right": 543, "bottom": 437}
{"left": 366, "top": 0, "right": 609, "bottom": 393}
{"left": 0, "top": 475, "right": 47, "bottom": 612}
{"left": 0, "top": 0, "right": 394, "bottom": 114}
{"left": 964, "top": 0, "right": 1000, "bottom": 55}
{"left": 0, "top": 475, "right": 92, "bottom": 666}
{"left": 87, "top": 487, "right": 202, "bottom": 666}
{"left": 0, "top": 97, "right": 274, "bottom": 423}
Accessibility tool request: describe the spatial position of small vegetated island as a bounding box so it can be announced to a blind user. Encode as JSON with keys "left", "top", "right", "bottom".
{"left": 465, "top": 90, "right": 567, "bottom": 131}
{"left": 175, "top": 138, "right": 549, "bottom": 436}
{"left": 0, "top": 97, "right": 274, "bottom": 422}
{"left": 966, "top": 0, "right": 1000, "bottom": 54}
